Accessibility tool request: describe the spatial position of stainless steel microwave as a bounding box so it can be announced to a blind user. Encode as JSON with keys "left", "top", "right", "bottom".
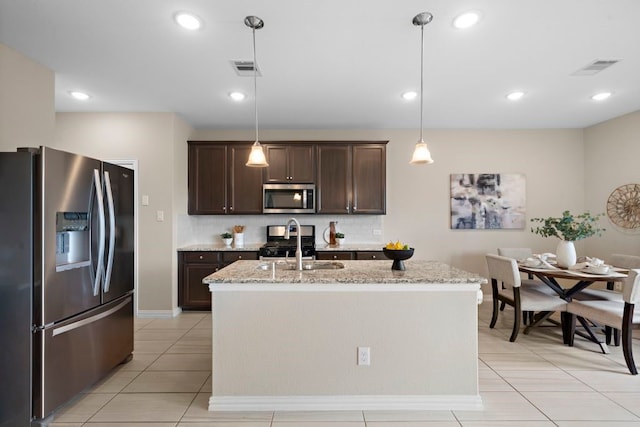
{"left": 263, "top": 183, "right": 316, "bottom": 214}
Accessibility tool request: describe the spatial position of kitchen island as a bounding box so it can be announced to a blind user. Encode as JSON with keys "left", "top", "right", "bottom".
{"left": 204, "top": 260, "right": 486, "bottom": 411}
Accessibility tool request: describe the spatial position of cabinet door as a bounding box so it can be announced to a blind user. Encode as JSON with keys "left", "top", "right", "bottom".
{"left": 183, "top": 264, "right": 217, "bottom": 309}
{"left": 288, "top": 145, "right": 315, "bottom": 183}
{"left": 316, "top": 145, "right": 351, "bottom": 214}
{"left": 263, "top": 145, "right": 289, "bottom": 183}
{"left": 228, "top": 145, "right": 263, "bottom": 214}
{"left": 352, "top": 144, "right": 386, "bottom": 214}
{"left": 188, "top": 144, "right": 227, "bottom": 214}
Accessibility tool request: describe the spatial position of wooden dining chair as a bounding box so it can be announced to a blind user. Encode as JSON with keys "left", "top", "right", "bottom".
{"left": 574, "top": 254, "right": 640, "bottom": 345}
{"left": 497, "top": 247, "right": 558, "bottom": 324}
{"left": 486, "top": 254, "right": 567, "bottom": 342}
{"left": 565, "top": 268, "right": 640, "bottom": 375}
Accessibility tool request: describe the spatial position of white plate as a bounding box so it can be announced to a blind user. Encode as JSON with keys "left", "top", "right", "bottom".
{"left": 582, "top": 268, "right": 611, "bottom": 275}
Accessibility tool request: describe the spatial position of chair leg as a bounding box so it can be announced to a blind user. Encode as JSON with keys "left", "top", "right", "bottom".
{"left": 510, "top": 288, "right": 521, "bottom": 342}
{"left": 500, "top": 301, "right": 506, "bottom": 311}
{"left": 622, "top": 304, "right": 638, "bottom": 375}
{"left": 490, "top": 279, "right": 499, "bottom": 329}
{"left": 562, "top": 312, "right": 576, "bottom": 346}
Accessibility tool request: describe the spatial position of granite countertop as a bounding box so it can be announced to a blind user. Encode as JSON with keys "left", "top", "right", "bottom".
{"left": 178, "top": 243, "right": 263, "bottom": 251}
{"left": 178, "top": 243, "right": 384, "bottom": 252}
{"left": 203, "top": 260, "right": 486, "bottom": 285}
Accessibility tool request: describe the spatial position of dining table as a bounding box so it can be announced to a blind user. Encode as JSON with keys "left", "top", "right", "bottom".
{"left": 518, "top": 263, "right": 627, "bottom": 354}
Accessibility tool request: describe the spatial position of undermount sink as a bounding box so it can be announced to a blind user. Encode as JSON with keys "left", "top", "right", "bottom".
{"left": 256, "top": 261, "right": 345, "bottom": 271}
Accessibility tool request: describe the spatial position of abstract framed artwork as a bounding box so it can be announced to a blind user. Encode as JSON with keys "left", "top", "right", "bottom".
{"left": 450, "top": 173, "right": 526, "bottom": 229}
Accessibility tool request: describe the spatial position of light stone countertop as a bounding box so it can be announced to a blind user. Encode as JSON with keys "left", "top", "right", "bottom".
{"left": 178, "top": 243, "right": 384, "bottom": 252}
{"left": 203, "top": 259, "right": 486, "bottom": 285}
{"left": 178, "top": 243, "right": 263, "bottom": 251}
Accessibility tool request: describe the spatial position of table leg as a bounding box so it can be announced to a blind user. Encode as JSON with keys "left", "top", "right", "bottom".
{"left": 576, "top": 316, "right": 610, "bottom": 354}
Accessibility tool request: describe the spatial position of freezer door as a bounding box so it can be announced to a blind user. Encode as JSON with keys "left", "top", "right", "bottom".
{"left": 33, "top": 295, "right": 133, "bottom": 419}
{"left": 102, "top": 162, "right": 135, "bottom": 303}
{"left": 38, "top": 147, "right": 103, "bottom": 325}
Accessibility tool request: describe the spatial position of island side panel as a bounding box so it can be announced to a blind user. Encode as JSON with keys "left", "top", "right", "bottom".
{"left": 211, "top": 289, "right": 478, "bottom": 398}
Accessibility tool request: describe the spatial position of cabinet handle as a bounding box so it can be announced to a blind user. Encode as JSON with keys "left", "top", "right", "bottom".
{"left": 230, "top": 206, "right": 234, "bottom": 211}
{"left": 372, "top": 255, "right": 376, "bottom": 259}
{"left": 238, "top": 255, "right": 243, "bottom": 259}
{"left": 199, "top": 255, "right": 203, "bottom": 260}
{"left": 223, "top": 206, "right": 226, "bottom": 211}
{"left": 333, "top": 255, "right": 337, "bottom": 260}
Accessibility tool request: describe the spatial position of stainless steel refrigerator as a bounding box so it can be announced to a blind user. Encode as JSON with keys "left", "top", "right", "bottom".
{"left": 0, "top": 146, "right": 134, "bottom": 426}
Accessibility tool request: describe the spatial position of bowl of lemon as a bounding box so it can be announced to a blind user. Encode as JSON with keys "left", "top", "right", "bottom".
{"left": 382, "top": 241, "right": 414, "bottom": 271}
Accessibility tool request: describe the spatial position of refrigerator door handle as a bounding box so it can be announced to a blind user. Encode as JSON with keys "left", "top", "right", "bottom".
{"left": 93, "top": 169, "right": 106, "bottom": 297}
{"left": 51, "top": 297, "right": 131, "bottom": 337}
{"left": 103, "top": 170, "right": 116, "bottom": 293}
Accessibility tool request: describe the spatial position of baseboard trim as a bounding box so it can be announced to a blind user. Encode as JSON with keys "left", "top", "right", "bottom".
{"left": 208, "top": 394, "right": 483, "bottom": 411}
{"left": 136, "top": 307, "right": 181, "bottom": 318}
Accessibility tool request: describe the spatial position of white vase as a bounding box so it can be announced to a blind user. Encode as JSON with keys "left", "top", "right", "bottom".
{"left": 222, "top": 238, "right": 232, "bottom": 247}
{"left": 336, "top": 237, "right": 345, "bottom": 246}
{"left": 556, "top": 240, "right": 576, "bottom": 268}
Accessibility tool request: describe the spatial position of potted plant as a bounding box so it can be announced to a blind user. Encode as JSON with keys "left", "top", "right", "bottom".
{"left": 220, "top": 232, "right": 233, "bottom": 247}
{"left": 335, "top": 232, "right": 345, "bottom": 246}
{"left": 530, "top": 210, "right": 605, "bottom": 267}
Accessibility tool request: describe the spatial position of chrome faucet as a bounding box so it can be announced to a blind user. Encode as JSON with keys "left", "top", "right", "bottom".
{"left": 284, "top": 217, "right": 303, "bottom": 271}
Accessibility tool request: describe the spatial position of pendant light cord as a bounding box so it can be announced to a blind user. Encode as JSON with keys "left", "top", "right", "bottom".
{"left": 419, "top": 23, "right": 424, "bottom": 143}
{"left": 252, "top": 27, "right": 259, "bottom": 143}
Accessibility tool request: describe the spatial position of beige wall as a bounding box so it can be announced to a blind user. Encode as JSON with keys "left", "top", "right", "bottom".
{"left": 0, "top": 42, "right": 55, "bottom": 147}
{"left": 584, "top": 110, "right": 640, "bottom": 258}
{"left": 191, "top": 128, "right": 586, "bottom": 293}
{"left": 54, "top": 113, "right": 193, "bottom": 314}
{"left": 5, "top": 42, "right": 637, "bottom": 313}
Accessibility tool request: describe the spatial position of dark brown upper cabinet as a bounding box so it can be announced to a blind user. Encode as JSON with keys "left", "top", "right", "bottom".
{"left": 188, "top": 142, "right": 263, "bottom": 215}
{"left": 317, "top": 142, "right": 386, "bottom": 215}
{"left": 263, "top": 144, "right": 315, "bottom": 183}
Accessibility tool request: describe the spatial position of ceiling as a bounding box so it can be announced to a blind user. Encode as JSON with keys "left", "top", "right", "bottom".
{"left": 2, "top": 0, "right": 640, "bottom": 130}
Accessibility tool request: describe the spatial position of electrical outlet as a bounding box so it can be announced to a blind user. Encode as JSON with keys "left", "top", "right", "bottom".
{"left": 142, "top": 195, "right": 149, "bottom": 206}
{"left": 357, "top": 346, "right": 370, "bottom": 366}
{"left": 156, "top": 210, "right": 164, "bottom": 222}
{"left": 615, "top": 282, "right": 622, "bottom": 291}
{"left": 372, "top": 229, "right": 382, "bottom": 236}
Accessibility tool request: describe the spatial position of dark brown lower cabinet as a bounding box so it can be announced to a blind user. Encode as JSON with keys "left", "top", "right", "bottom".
{"left": 178, "top": 251, "right": 258, "bottom": 310}
{"left": 316, "top": 251, "right": 388, "bottom": 261}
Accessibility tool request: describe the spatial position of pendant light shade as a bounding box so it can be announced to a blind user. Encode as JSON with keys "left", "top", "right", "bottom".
{"left": 244, "top": 15, "right": 269, "bottom": 167}
{"left": 409, "top": 12, "right": 434, "bottom": 165}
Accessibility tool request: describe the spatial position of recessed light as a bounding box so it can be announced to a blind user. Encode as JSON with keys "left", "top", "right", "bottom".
{"left": 229, "top": 92, "right": 246, "bottom": 101}
{"left": 401, "top": 91, "right": 418, "bottom": 100}
{"left": 453, "top": 11, "right": 481, "bottom": 29}
{"left": 174, "top": 12, "right": 202, "bottom": 30}
{"left": 69, "top": 91, "right": 90, "bottom": 100}
{"left": 591, "top": 92, "right": 612, "bottom": 101}
{"left": 506, "top": 91, "right": 525, "bottom": 101}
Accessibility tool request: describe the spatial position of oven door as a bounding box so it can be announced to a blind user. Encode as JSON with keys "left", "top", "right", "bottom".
{"left": 263, "top": 184, "right": 315, "bottom": 214}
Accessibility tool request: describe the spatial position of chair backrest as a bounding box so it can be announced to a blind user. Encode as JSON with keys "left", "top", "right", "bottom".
{"left": 486, "top": 253, "right": 522, "bottom": 288}
{"left": 610, "top": 254, "right": 640, "bottom": 270}
{"left": 623, "top": 269, "right": 640, "bottom": 304}
{"left": 497, "top": 248, "right": 533, "bottom": 260}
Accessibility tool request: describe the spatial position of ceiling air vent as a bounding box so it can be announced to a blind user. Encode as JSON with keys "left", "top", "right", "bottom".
{"left": 571, "top": 59, "right": 620, "bottom": 76}
{"left": 231, "top": 60, "right": 262, "bottom": 77}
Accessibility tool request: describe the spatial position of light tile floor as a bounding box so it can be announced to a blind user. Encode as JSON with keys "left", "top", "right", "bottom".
{"left": 47, "top": 302, "right": 640, "bottom": 426}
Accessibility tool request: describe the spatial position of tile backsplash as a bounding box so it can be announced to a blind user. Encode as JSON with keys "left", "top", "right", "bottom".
{"left": 177, "top": 214, "right": 384, "bottom": 247}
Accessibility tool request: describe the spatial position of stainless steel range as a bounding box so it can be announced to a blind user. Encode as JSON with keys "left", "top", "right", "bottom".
{"left": 259, "top": 224, "right": 316, "bottom": 259}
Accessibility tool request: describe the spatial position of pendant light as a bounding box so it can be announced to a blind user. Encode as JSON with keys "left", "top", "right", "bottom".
{"left": 245, "top": 15, "right": 269, "bottom": 167}
{"left": 409, "top": 12, "right": 434, "bottom": 165}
